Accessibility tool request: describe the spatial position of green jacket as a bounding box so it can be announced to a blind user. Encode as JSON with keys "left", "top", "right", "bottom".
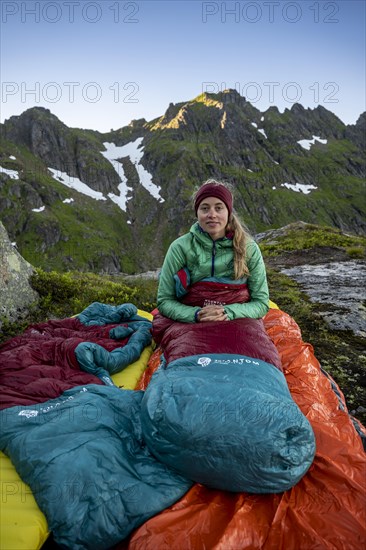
{"left": 157, "top": 223, "right": 269, "bottom": 323}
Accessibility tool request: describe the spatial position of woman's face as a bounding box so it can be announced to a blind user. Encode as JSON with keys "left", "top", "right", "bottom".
{"left": 197, "top": 196, "right": 229, "bottom": 240}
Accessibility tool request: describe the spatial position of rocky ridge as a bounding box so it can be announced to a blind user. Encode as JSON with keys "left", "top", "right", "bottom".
{"left": 0, "top": 90, "right": 365, "bottom": 274}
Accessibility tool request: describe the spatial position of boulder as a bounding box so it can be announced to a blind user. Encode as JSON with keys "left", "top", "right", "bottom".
{"left": 0, "top": 221, "right": 39, "bottom": 327}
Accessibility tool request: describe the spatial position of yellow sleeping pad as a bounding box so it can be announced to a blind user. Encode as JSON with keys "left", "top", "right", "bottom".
{"left": 0, "top": 453, "right": 48, "bottom": 550}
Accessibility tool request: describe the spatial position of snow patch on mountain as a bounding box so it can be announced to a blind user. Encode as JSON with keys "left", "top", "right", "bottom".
{"left": 278, "top": 183, "right": 318, "bottom": 194}
{"left": 1, "top": 166, "right": 19, "bottom": 179}
{"left": 297, "top": 136, "right": 328, "bottom": 150}
{"left": 48, "top": 168, "right": 107, "bottom": 201}
{"left": 102, "top": 138, "right": 164, "bottom": 203}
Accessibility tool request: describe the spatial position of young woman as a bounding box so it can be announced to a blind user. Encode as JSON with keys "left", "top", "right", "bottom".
{"left": 157, "top": 179, "right": 269, "bottom": 323}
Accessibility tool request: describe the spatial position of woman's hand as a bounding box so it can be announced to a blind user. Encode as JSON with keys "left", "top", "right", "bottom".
{"left": 197, "top": 305, "right": 228, "bottom": 322}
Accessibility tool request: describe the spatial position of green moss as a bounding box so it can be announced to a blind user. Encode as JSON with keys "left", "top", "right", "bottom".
{"left": 346, "top": 246, "right": 365, "bottom": 258}
{"left": 261, "top": 224, "right": 366, "bottom": 257}
{"left": 29, "top": 269, "right": 158, "bottom": 319}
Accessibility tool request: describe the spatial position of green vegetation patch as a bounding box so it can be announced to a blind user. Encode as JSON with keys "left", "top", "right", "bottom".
{"left": 28, "top": 269, "right": 159, "bottom": 320}
{"left": 261, "top": 224, "right": 366, "bottom": 257}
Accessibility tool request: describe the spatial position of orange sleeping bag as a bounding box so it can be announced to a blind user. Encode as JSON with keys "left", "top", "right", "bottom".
{"left": 121, "top": 308, "right": 366, "bottom": 549}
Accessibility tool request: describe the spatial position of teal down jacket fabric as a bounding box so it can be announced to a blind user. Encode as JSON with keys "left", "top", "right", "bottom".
{"left": 77, "top": 302, "right": 145, "bottom": 326}
{"left": 157, "top": 223, "right": 269, "bottom": 322}
{"left": 75, "top": 302, "right": 152, "bottom": 382}
{"left": 75, "top": 321, "right": 152, "bottom": 381}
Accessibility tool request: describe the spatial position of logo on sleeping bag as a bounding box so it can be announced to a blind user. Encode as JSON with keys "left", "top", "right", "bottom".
{"left": 198, "top": 357, "right": 212, "bottom": 367}
{"left": 18, "top": 410, "right": 39, "bottom": 418}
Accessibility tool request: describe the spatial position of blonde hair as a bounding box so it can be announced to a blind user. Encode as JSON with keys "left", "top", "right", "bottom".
{"left": 227, "top": 211, "right": 250, "bottom": 278}
{"left": 193, "top": 179, "right": 251, "bottom": 279}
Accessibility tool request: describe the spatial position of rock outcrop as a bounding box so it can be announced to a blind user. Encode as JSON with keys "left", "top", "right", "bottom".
{"left": 1, "top": 107, "right": 121, "bottom": 195}
{"left": 0, "top": 221, "right": 39, "bottom": 327}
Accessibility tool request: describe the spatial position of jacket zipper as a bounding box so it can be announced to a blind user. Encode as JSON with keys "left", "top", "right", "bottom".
{"left": 211, "top": 241, "right": 216, "bottom": 276}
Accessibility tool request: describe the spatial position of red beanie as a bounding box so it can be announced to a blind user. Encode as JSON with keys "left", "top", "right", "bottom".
{"left": 194, "top": 183, "right": 233, "bottom": 217}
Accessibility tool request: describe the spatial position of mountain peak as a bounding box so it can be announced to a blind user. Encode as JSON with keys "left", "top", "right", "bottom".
{"left": 128, "top": 118, "right": 147, "bottom": 128}
{"left": 222, "top": 88, "right": 241, "bottom": 95}
{"left": 290, "top": 103, "right": 306, "bottom": 114}
{"left": 193, "top": 92, "right": 223, "bottom": 107}
{"left": 354, "top": 112, "right": 366, "bottom": 129}
{"left": 5, "top": 106, "right": 60, "bottom": 126}
{"left": 1, "top": 93, "right": 365, "bottom": 277}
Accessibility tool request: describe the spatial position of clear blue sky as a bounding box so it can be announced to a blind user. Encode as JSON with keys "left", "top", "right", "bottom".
{"left": 1, "top": 0, "right": 365, "bottom": 131}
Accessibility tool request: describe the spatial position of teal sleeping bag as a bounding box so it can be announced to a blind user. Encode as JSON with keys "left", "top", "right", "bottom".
{"left": 141, "top": 354, "right": 316, "bottom": 493}
{"left": 0, "top": 385, "right": 192, "bottom": 549}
